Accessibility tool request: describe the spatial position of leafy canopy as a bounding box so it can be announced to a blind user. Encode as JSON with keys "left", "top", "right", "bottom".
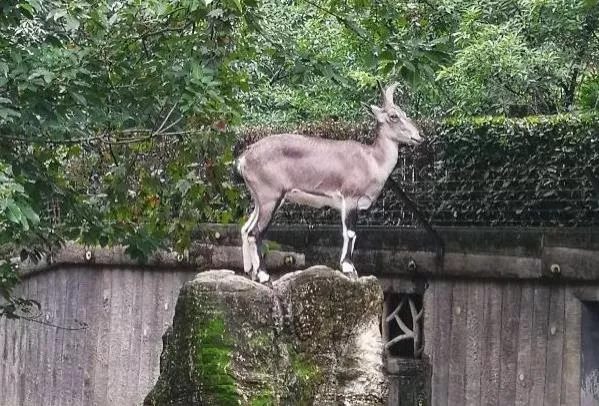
{"left": 0, "top": 0, "right": 260, "bottom": 316}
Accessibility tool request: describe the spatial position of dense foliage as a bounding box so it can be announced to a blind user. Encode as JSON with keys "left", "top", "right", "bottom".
{"left": 1, "top": 0, "right": 599, "bottom": 316}
{"left": 241, "top": 0, "right": 599, "bottom": 122}
{"left": 428, "top": 114, "right": 599, "bottom": 226}
{"left": 0, "top": 0, "right": 259, "bottom": 315}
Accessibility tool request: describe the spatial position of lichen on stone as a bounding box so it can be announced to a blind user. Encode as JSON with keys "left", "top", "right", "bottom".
{"left": 145, "top": 267, "right": 387, "bottom": 406}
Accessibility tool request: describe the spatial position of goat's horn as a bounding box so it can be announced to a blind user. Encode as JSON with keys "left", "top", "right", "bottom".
{"left": 384, "top": 82, "right": 400, "bottom": 106}
{"left": 376, "top": 79, "right": 385, "bottom": 97}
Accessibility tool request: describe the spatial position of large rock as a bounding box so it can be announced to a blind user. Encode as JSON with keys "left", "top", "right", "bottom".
{"left": 144, "top": 266, "right": 387, "bottom": 406}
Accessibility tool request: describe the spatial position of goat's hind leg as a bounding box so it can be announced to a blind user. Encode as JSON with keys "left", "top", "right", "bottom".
{"left": 340, "top": 203, "right": 359, "bottom": 278}
{"left": 247, "top": 196, "right": 283, "bottom": 284}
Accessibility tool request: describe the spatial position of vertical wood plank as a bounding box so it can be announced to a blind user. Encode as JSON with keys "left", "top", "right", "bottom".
{"left": 5, "top": 321, "right": 16, "bottom": 405}
{"left": 117, "top": 269, "right": 136, "bottom": 405}
{"left": 70, "top": 269, "right": 86, "bottom": 406}
{"left": 544, "top": 286, "right": 565, "bottom": 406}
{"left": 16, "top": 280, "right": 28, "bottom": 406}
{"left": 137, "top": 270, "right": 162, "bottom": 398}
{"left": 423, "top": 279, "right": 435, "bottom": 363}
{"left": 464, "top": 281, "right": 485, "bottom": 406}
{"left": 0, "top": 318, "right": 7, "bottom": 404}
{"left": 127, "top": 269, "right": 144, "bottom": 404}
{"left": 515, "top": 284, "right": 535, "bottom": 406}
{"left": 152, "top": 271, "right": 169, "bottom": 381}
{"left": 529, "top": 285, "right": 550, "bottom": 406}
{"left": 448, "top": 282, "right": 468, "bottom": 406}
{"left": 499, "top": 282, "right": 521, "bottom": 406}
{"left": 50, "top": 269, "right": 69, "bottom": 406}
{"left": 92, "top": 268, "right": 112, "bottom": 406}
{"left": 432, "top": 280, "right": 453, "bottom": 406}
{"left": 40, "top": 270, "right": 58, "bottom": 406}
{"left": 62, "top": 269, "right": 82, "bottom": 406}
{"left": 23, "top": 276, "right": 40, "bottom": 405}
{"left": 29, "top": 274, "right": 46, "bottom": 406}
{"left": 0, "top": 301, "right": 7, "bottom": 403}
{"left": 387, "top": 377, "right": 400, "bottom": 406}
{"left": 81, "top": 268, "right": 103, "bottom": 405}
{"left": 107, "top": 269, "right": 129, "bottom": 405}
{"left": 480, "top": 284, "right": 502, "bottom": 406}
{"left": 560, "top": 288, "right": 581, "bottom": 406}
{"left": 18, "top": 277, "right": 30, "bottom": 404}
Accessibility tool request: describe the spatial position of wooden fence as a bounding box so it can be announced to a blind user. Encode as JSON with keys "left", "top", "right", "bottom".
{"left": 422, "top": 279, "right": 582, "bottom": 406}
{"left": 0, "top": 267, "right": 195, "bottom": 406}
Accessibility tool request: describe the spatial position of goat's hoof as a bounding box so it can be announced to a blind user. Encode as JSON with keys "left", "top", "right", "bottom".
{"left": 341, "top": 261, "right": 358, "bottom": 279}
{"left": 257, "top": 269, "right": 271, "bottom": 284}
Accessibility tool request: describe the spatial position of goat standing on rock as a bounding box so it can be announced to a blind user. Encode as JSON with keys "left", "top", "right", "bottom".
{"left": 236, "top": 83, "right": 423, "bottom": 284}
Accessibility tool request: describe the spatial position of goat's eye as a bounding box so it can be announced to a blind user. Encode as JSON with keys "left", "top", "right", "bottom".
{"left": 389, "top": 113, "right": 399, "bottom": 121}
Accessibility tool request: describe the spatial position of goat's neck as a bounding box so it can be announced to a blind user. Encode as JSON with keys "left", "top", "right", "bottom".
{"left": 371, "top": 129, "right": 399, "bottom": 179}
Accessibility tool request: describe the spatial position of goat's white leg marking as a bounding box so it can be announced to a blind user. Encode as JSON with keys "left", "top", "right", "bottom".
{"left": 340, "top": 200, "right": 358, "bottom": 278}
{"left": 340, "top": 199, "right": 350, "bottom": 265}
{"left": 340, "top": 200, "right": 358, "bottom": 277}
{"left": 348, "top": 229, "right": 357, "bottom": 256}
{"left": 241, "top": 207, "right": 258, "bottom": 274}
{"left": 248, "top": 235, "right": 261, "bottom": 279}
{"left": 246, "top": 196, "right": 281, "bottom": 283}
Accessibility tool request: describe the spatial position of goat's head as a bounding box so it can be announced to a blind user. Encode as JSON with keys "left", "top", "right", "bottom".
{"left": 370, "top": 82, "right": 422, "bottom": 146}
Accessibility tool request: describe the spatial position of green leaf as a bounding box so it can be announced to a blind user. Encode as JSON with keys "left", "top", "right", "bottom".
{"left": 70, "top": 91, "right": 87, "bottom": 106}
{"left": 0, "top": 63, "right": 8, "bottom": 77}
{"left": 20, "top": 204, "right": 40, "bottom": 225}
{"left": 5, "top": 201, "right": 22, "bottom": 224}
{"left": 0, "top": 106, "right": 21, "bottom": 120}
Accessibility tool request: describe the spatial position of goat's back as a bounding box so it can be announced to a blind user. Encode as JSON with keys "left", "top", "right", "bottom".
{"left": 237, "top": 133, "right": 374, "bottom": 195}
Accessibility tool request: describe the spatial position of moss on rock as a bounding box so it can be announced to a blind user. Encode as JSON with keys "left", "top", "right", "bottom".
{"left": 145, "top": 267, "right": 387, "bottom": 406}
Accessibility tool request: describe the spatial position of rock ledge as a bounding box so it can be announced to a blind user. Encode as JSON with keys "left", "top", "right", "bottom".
{"left": 144, "top": 266, "right": 387, "bottom": 406}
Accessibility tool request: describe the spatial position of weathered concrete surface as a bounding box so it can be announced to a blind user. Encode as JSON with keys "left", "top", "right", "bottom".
{"left": 144, "top": 266, "right": 386, "bottom": 406}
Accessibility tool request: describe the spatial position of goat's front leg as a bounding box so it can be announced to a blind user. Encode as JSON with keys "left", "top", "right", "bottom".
{"left": 340, "top": 203, "right": 358, "bottom": 278}
{"left": 241, "top": 207, "right": 259, "bottom": 275}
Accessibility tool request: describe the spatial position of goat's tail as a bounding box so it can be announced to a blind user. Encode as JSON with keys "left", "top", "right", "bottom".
{"left": 232, "top": 134, "right": 250, "bottom": 184}
{"left": 232, "top": 154, "right": 245, "bottom": 184}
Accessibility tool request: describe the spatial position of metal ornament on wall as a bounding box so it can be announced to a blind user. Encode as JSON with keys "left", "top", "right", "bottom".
{"left": 385, "top": 295, "right": 424, "bottom": 358}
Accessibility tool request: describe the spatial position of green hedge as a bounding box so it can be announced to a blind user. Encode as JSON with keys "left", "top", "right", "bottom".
{"left": 238, "top": 114, "right": 599, "bottom": 227}
{"left": 426, "top": 114, "right": 598, "bottom": 226}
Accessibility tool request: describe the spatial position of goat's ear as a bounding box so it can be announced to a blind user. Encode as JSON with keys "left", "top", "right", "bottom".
{"left": 370, "top": 105, "right": 385, "bottom": 121}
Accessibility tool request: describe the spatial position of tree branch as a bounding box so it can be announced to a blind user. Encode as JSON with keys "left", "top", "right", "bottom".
{"left": 387, "top": 176, "right": 445, "bottom": 261}
{"left": 300, "top": 0, "right": 370, "bottom": 41}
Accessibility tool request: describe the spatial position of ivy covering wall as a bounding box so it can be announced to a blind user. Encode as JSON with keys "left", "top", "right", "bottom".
{"left": 238, "top": 114, "right": 599, "bottom": 227}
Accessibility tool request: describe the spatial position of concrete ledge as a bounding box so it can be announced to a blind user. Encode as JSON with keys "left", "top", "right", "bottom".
{"left": 16, "top": 225, "right": 599, "bottom": 281}
{"left": 18, "top": 241, "right": 305, "bottom": 278}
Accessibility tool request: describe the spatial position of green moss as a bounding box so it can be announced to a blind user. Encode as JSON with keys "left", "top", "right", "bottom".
{"left": 193, "top": 315, "right": 238, "bottom": 405}
{"left": 288, "top": 348, "right": 323, "bottom": 405}
{"left": 249, "top": 390, "right": 275, "bottom": 406}
{"left": 247, "top": 331, "right": 272, "bottom": 351}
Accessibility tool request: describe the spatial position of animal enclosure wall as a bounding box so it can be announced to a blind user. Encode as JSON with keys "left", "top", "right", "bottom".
{"left": 1, "top": 227, "right": 598, "bottom": 406}
{"left": 421, "top": 278, "right": 583, "bottom": 406}
{"left": 0, "top": 266, "right": 195, "bottom": 406}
